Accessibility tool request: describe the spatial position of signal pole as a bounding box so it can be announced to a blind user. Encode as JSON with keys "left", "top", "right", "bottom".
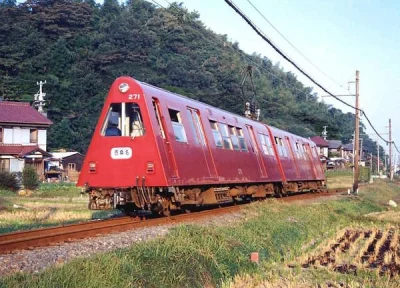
{"left": 34, "top": 80, "right": 47, "bottom": 115}
{"left": 353, "top": 70, "right": 360, "bottom": 194}
{"left": 389, "top": 118, "right": 393, "bottom": 180}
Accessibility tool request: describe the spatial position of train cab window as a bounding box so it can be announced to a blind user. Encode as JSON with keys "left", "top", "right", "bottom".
{"left": 236, "top": 128, "right": 248, "bottom": 151}
{"left": 169, "top": 109, "right": 187, "bottom": 143}
{"left": 219, "top": 123, "right": 233, "bottom": 150}
{"left": 209, "top": 120, "right": 223, "bottom": 148}
{"left": 229, "top": 126, "right": 240, "bottom": 151}
{"left": 102, "top": 103, "right": 145, "bottom": 137}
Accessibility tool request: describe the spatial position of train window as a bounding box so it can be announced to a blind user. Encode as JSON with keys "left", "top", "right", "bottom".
{"left": 152, "top": 99, "right": 165, "bottom": 139}
{"left": 191, "top": 109, "right": 206, "bottom": 146}
{"left": 259, "top": 133, "right": 269, "bottom": 155}
{"left": 102, "top": 103, "right": 145, "bottom": 137}
{"left": 274, "top": 137, "right": 287, "bottom": 157}
{"left": 186, "top": 109, "right": 199, "bottom": 145}
{"left": 209, "top": 120, "right": 223, "bottom": 148}
{"left": 259, "top": 133, "right": 274, "bottom": 156}
{"left": 295, "top": 143, "right": 302, "bottom": 159}
{"left": 169, "top": 109, "right": 187, "bottom": 143}
{"left": 236, "top": 128, "right": 248, "bottom": 151}
{"left": 229, "top": 126, "right": 240, "bottom": 150}
{"left": 219, "top": 123, "right": 233, "bottom": 150}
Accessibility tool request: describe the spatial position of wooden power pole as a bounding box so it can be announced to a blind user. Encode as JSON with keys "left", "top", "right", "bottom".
{"left": 353, "top": 70, "right": 360, "bottom": 193}
{"left": 389, "top": 118, "right": 393, "bottom": 180}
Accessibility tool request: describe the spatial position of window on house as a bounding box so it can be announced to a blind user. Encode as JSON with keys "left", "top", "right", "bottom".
{"left": 102, "top": 103, "right": 145, "bottom": 137}
{"left": 219, "top": 123, "right": 233, "bottom": 150}
{"left": 229, "top": 126, "right": 240, "bottom": 150}
{"left": 68, "top": 163, "right": 76, "bottom": 171}
{"left": 210, "top": 120, "right": 223, "bottom": 148}
{"left": 237, "top": 128, "right": 248, "bottom": 151}
{"left": 30, "top": 129, "right": 38, "bottom": 143}
{"left": 169, "top": 109, "right": 187, "bottom": 143}
{"left": 0, "top": 159, "right": 10, "bottom": 172}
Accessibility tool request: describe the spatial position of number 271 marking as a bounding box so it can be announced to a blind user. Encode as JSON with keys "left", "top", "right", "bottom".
{"left": 128, "top": 94, "right": 140, "bottom": 100}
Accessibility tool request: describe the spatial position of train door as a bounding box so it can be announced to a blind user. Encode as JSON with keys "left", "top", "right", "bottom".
{"left": 285, "top": 136, "right": 300, "bottom": 178}
{"left": 152, "top": 98, "right": 179, "bottom": 178}
{"left": 246, "top": 125, "right": 268, "bottom": 178}
{"left": 187, "top": 108, "right": 218, "bottom": 178}
{"left": 303, "top": 143, "right": 317, "bottom": 178}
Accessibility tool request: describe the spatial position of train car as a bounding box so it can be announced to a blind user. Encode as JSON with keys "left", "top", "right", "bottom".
{"left": 77, "top": 76, "right": 325, "bottom": 215}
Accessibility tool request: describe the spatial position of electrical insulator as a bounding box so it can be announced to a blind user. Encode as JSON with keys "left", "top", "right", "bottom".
{"left": 250, "top": 102, "right": 256, "bottom": 114}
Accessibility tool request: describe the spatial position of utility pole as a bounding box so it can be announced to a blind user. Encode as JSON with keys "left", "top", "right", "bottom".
{"left": 377, "top": 137, "right": 380, "bottom": 175}
{"left": 34, "top": 80, "right": 47, "bottom": 115}
{"left": 389, "top": 118, "right": 393, "bottom": 181}
{"left": 353, "top": 70, "right": 360, "bottom": 194}
{"left": 370, "top": 152, "right": 373, "bottom": 183}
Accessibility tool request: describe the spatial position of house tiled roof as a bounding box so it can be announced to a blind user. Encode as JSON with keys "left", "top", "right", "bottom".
{"left": 310, "top": 136, "right": 329, "bottom": 147}
{"left": 342, "top": 143, "right": 353, "bottom": 151}
{"left": 0, "top": 144, "right": 51, "bottom": 157}
{"left": 327, "top": 140, "right": 342, "bottom": 149}
{"left": 0, "top": 101, "right": 52, "bottom": 126}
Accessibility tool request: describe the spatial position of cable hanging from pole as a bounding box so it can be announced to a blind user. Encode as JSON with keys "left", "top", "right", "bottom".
{"left": 224, "top": 0, "right": 396, "bottom": 148}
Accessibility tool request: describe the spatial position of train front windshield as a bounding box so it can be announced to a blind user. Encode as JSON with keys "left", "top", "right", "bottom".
{"left": 101, "top": 103, "right": 145, "bottom": 137}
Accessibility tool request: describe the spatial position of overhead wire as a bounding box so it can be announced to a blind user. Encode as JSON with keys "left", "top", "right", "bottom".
{"left": 224, "top": 0, "right": 397, "bottom": 149}
{"left": 246, "top": 0, "right": 347, "bottom": 92}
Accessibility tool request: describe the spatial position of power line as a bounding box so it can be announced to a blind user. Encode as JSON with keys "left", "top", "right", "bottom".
{"left": 224, "top": 0, "right": 395, "bottom": 147}
{"left": 246, "top": 0, "right": 346, "bottom": 92}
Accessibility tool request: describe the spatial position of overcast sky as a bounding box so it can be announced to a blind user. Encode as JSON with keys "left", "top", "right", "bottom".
{"left": 99, "top": 1, "right": 400, "bottom": 157}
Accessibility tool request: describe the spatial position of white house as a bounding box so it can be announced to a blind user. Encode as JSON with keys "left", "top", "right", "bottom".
{"left": 0, "top": 101, "right": 52, "bottom": 180}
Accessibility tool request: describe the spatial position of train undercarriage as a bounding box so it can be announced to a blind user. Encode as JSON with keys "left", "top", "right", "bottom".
{"left": 86, "top": 180, "right": 325, "bottom": 216}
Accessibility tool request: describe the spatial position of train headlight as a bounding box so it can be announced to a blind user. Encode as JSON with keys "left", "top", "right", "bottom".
{"left": 119, "top": 83, "right": 130, "bottom": 93}
{"left": 89, "top": 162, "right": 96, "bottom": 172}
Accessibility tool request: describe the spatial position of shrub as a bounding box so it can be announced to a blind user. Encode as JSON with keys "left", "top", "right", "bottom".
{"left": 0, "top": 171, "right": 19, "bottom": 191}
{"left": 22, "top": 165, "right": 39, "bottom": 190}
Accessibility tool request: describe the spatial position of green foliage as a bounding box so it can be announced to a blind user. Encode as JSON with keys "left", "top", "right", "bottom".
{"left": 0, "top": 171, "right": 19, "bottom": 191}
{"left": 0, "top": 1, "right": 380, "bottom": 154}
{"left": 22, "top": 165, "right": 39, "bottom": 190}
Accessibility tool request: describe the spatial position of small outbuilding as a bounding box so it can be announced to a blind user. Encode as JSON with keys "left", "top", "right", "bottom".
{"left": 45, "top": 151, "right": 84, "bottom": 182}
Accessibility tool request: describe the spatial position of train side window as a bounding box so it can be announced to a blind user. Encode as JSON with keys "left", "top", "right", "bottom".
{"left": 169, "top": 109, "right": 187, "bottom": 143}
{"left": 295, "top": 143, "right": 302, "bottom": 159}
{"left": 209, "top": 120, "right": 223, "bottom": 148}
{"left": 219, "top": 123, "right": 233, "bottom": 150}
{"left": 259, "top": 133, "right": 269, "bottom": 155}
{"left": 152, "top": 99, "right": 165, "bottom": 139}
{"left": 274, "top": 137, "right": 287, "bottom": 157}
{"left": 186, "top": 109, "right": 199, "bottom": 145}
{"left": 191, "top": 109, "right": 206, "bottom": 146}
{"left": 259, "top": 133, "right": 274, "bottom": 156}
{"left": 236, "top": 128, "right": 248, "bottom": 151}
{"left": 229, "top": 126, "right": 240, "bottom": 150}
{"left": 102, "top": 103, "right": 145, "bottom": 137}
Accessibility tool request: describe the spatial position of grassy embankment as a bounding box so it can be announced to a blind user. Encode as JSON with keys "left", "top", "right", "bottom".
{"left": 0, "top": 183, "right": 119, "bottom": 234}
{"left": 1, "top": 179, "right": 400, "bottom": 287}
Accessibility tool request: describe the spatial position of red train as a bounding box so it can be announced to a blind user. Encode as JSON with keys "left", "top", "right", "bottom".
{"left": 77, "top": 76, "right": 325, "bottom": 215}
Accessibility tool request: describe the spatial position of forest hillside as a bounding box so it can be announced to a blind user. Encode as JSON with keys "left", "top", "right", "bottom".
{"left": 0, "top": 0, "right": 380, "bottom": 156}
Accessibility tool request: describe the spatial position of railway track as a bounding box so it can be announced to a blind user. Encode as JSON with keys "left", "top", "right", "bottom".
{"left": 0, "top": 188, "right": 350, "bottom": 254}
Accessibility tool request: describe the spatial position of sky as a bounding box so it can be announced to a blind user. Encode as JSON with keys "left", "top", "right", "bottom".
{"left": 100, "top": 1, "right": 400, "bottom": 158}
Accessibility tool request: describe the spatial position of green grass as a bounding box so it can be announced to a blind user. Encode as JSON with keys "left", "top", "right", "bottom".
{"left": 3, "top": 181, "right": 400, "bottom": 287}
{"left": 0, "top": 184, "right": 120, "bottom": 234}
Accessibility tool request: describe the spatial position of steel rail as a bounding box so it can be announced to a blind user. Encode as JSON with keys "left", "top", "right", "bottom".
{"left": 0, "top": 188, "right": 350, "bottom": 254}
